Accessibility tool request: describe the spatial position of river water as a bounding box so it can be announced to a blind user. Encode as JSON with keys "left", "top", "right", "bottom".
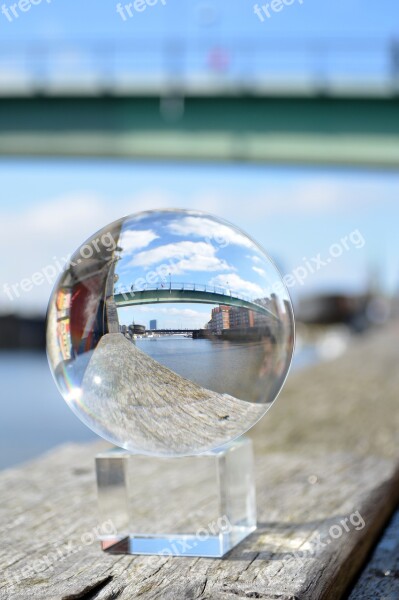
{"left": 0, "top": 338, "right": 317, "bottom": 470}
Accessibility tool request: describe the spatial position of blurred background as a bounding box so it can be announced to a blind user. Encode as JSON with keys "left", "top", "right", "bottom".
{"left": 0, "top": 0, "right": 398, "bottom": 469}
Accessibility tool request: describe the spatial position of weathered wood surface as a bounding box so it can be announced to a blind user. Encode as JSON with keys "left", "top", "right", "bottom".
{"left": 349, "top": 508, "right": 399, "bottom": 600}
{"left": 1, "top": 325, "right": 399, "bottom": 600}
{"left": 81, "top": 332, "right": 265, "bottom": 455}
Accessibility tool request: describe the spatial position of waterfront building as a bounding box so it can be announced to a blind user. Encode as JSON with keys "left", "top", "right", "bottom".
{"left": 229, "top": 307, "right": 255, "bottom": 329}
{"left": 209, "top": 305, "right": 231, "bottom": 334}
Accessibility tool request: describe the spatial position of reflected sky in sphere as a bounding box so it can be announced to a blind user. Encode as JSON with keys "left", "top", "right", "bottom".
{"left": 46, "top": 209, "right": 295, "bottom": 456}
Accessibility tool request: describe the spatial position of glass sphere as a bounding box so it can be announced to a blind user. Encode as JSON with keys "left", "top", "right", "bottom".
{"left": 46, "top": 209, "right": 295, "bottom": 456}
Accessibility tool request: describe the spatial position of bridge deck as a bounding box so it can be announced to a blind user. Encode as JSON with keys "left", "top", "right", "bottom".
{"left": 1, "top": 94, "right": 399, "bottom": 168}
{"left": 114, "top": 288, "right": 275, "bottom": 317}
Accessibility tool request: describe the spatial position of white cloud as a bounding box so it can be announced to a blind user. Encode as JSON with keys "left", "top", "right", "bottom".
{"left": 118, "top": 305, "right": 210, "bottom": 328}
{"left": 247, "top": 255, "right": 262, "bottom": 264}
{"left": 128, "top": 241, "right": 232, "bottom": 274}
{"left": 187, "top": 177, "right": 392, "bottom": 222}
{"left": 155, "top": 307, "right": 206, "bottom": 318}
{"left": 0, "top": 193, "right": 112, "bottom": 314}
{"left": 208, "top": 273, "right": 264, "bottom": 299}
{"left": 126, "top": 305, "right": 208, "bottom": 318}
{"left": 167, "top": 216, "right": 255, "bottom": 249}
{"left": 118, "top": 229, "right": 159, "bottom": 254}
{"left": 252, "top": 266, "right": 266, "bottom": 277}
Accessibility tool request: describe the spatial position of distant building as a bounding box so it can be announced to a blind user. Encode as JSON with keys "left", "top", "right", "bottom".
{"left": 208, "top": 305, "right": 231, "bottom": 334}
{"left": 130, "top": 323, "right": 146, "bottom": 335}
{"left": 149, "top": 319, "right": 157, "bottom": 330}
{"left": 229, "top": 307, "right": 255, "bottom": 329}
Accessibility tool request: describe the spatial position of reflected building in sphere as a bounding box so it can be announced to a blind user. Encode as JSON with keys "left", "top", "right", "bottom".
{"left": 208, "top": 305, "right": 231, "bottom": 334}
{"left": 229, "top": 307, "right": 255, "bottom": 330}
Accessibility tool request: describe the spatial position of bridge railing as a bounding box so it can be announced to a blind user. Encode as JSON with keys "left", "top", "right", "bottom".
{"left": 0, "top": 38, "right": 398, "bottom": 96}
{"left": 114, "top": 281, "right": 257, "bottom": 305}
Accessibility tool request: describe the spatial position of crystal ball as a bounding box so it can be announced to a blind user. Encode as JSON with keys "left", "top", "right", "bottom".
{"left": 47, "top": 209, "right": 295, "bottom": 456}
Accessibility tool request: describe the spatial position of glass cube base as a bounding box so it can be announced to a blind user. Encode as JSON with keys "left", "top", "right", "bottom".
{"left": 95, "top": 437, "right": 256, "bottom": 558}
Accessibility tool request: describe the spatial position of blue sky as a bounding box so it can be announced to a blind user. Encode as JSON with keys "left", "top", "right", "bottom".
{"left": 0, "top": 159, "right": 397, "bottom": 320}
{"left": 0, "top": 1, "right": 398, "bottom": 86}
{"left": 1, "top": 0, "right": 398, "bottom": 38}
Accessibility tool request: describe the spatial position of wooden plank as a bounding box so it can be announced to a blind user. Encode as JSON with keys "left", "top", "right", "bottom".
{"left": 80, "top": 333, "right": 266, "bottom": 455}
{"left": 0, "top": 326, "right": 399, "bottom": 600}
{"left": 349, "top": 509, "right": 399, "bottom": 600}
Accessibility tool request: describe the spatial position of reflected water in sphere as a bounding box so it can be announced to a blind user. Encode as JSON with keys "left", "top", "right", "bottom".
{"left": 46, "top": 209, "right": 295, "bottom": 456}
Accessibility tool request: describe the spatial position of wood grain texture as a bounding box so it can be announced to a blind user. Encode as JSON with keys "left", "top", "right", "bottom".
{"left": 81, "top": 333, "right": 265, "bottom": 455}
{"left": 1, "top": 325, "right": 399, "bottom": 600}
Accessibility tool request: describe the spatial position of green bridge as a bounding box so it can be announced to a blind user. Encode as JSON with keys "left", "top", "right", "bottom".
{"left": 1, "top": 94, "right": 399, "bottom": 169}
{"left": 113, "top": 284, "right": 276, "bottom": 318}
{"left": 1, "top": 39, "right": 399, "bottom": 168}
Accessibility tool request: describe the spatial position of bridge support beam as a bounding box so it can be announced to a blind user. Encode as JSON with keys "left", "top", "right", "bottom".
{"left": 1, "top": 95, "right": 399, "bottom": 168}
{"left": 114, "top": 289, "right": 275, "bottom": 317}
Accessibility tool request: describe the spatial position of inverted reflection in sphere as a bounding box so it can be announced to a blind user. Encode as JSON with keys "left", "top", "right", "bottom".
{"left": 47, "top": 210, "right": 295, "bottom": 456}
